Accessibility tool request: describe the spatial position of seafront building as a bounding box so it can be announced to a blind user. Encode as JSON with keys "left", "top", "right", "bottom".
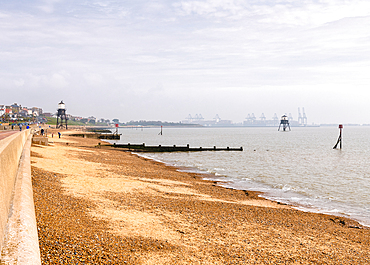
{"left": 0, "top": 103, "right": 43, "bottom": 123}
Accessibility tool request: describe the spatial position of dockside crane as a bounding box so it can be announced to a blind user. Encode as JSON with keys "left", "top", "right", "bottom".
{"left": 302, "top": 108, "right": 307, "bottom": 125}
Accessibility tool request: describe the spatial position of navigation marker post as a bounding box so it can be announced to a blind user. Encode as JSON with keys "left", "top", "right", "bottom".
{"left": 115, "top": 123, "right": 119, "bottom": 134}
{"left": 333, "top": 124, "right": 343, "bottom": 149}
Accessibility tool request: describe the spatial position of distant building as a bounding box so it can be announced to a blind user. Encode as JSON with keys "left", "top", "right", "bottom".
{"left": 5, "top": 106, "right": 12, "bottom": 114}
{"left": 31, "top": 107, "right": 43, "bottom": 116}
{"left": 71, "top": 116, "right": 83, "bottom": 121}
{"left": 18, "top": 108, "right": 29, "bottom": 117}
{"left": 98, "top": 118, "right": 110, "bottom": 124}
{"left": 0, "top": 105, "right": 5, "bottom": 117}
{"left": 11, "top": 103, "right": 21, "bottom": 114}
{"left": 42, "top": 112, "right": 54, "bottom": 117}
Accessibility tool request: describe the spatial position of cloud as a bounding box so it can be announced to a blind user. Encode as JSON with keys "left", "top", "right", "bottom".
{"left": 175, "top": 0, "right": 370, "bottom": 27}
{"left": 0, "top": 0, "right": 370, "bottom": 123}
{"left": 14, "top": 78, "right": 25, "bottom": 87}
{"left": 38, "top": 0, "right": 62, "bottom": 13}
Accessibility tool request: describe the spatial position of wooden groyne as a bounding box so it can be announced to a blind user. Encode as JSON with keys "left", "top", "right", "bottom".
{"left": 108, "top": 143, "right": 243, "bottom": 152}
{"left": 70, "top": 133, "right": 120, "bottom": 140}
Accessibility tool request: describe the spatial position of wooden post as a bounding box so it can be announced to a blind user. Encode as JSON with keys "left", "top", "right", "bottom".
{"left": 333, "top": 124, "right": 343, "bottom": 149}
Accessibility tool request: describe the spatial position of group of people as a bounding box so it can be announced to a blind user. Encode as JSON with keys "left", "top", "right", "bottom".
{"left": 6, "top": 124, "right": 62, "bottom": 139}
{"left": 40, "top": 128, "right": 61, "bottom": 138}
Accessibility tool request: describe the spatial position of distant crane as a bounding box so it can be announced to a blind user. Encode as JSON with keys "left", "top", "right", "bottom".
{"left": 302, "top": 108, "right": 307, "bottom": 125}
{"left": 260, "top": 113, "right": 266, "bottom": 121}
{"left": 214, "top": 114, "right": 221, "bottom": 122}
{"left": 186, "top": 114, "right": 204, "bottom": 123}
{"left": 272, "top": 113, "right": 279, "bottom": 126}
{"left": 298, "top": 108, "right": 303, "bottom": 125}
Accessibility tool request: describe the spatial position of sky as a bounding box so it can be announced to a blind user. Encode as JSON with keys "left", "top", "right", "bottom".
{"left": 1, "top": 0, "right": 370, "bottom": 124}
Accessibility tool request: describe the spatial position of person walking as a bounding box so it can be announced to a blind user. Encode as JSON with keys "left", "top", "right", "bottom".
{"left": 58, "top": 132, "right": 61, "bottom": 138}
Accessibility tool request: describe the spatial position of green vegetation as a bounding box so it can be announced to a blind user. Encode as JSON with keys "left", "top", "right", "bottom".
{"left": 44, "top": 117, "right": 87, "bottom": 126}
{"left": 43, "top": 117, "right": 112, "bottom": 127}
{"left": 41, "top": 117, "right": 199, "bottom": 128}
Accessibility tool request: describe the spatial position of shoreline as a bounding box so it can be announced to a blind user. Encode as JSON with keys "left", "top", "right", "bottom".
{"left": 31, "top": 130, "right": 370, "bottom": 263}
{"left": 132, "top": 151, "right": 370, "bottom": 228}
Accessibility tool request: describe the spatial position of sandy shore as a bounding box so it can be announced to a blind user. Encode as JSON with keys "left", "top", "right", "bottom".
{"left": 30, "top": 130, "right": 370, "bottom": 264}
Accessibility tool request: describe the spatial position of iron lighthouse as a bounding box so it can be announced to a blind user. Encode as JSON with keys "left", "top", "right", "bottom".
{"left": 278, "top": 115, "right": 290, "bottom": 131}
{"left": 56, "top": 100, "right": 68, "bottom": 129}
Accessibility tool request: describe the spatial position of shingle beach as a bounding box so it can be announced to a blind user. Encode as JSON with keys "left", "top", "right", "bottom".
{"left": 31, "top": 130, "right": 370, "bottom": 264}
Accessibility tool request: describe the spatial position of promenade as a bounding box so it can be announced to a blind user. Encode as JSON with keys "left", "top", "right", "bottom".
{"left": 0, "top": 131, "right": 18, "bottom": 141}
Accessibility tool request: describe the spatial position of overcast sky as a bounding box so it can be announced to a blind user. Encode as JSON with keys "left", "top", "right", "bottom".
{"left": 1, "top": 0, "right": 370, "bottom": 124}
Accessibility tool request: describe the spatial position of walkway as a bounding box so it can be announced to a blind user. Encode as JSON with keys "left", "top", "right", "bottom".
{"left": 0, "top": 131, "right": 18, "bottom": 141}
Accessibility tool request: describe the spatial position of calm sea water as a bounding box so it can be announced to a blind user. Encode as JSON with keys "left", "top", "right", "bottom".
{"left": 108, "top": 126, "right": 370, "bottom": 226}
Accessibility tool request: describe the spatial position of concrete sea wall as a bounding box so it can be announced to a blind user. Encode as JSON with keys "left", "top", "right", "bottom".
{"left": 0, "top": 130, "right": 41, "bottom": 264}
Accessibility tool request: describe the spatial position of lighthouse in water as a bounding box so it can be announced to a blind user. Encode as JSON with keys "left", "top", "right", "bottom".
{"left": 278, "top": 115, "right": 290, "bottom": 132}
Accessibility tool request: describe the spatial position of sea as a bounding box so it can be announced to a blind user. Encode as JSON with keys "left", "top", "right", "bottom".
{"left": 107, "top": 126, "right": 370, "bottom": 226}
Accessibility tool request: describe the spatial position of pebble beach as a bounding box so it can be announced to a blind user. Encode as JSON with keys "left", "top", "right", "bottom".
{"left": 31, "top": 131, "right": 370, "bottom": 264}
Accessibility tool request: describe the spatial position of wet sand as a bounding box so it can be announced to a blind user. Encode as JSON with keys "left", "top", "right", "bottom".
{"left": 31, "top": 131, "right": 370, "bottom": 264}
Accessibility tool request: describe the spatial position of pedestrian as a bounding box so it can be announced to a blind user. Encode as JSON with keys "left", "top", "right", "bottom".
{"left": 58, "top": 132, "right": 61, "bottom": 138}
{"left": 19, "top": 124, "right": 22, "bottom": 131}
{"left": 52, "top": 133, "right": 54, "bottom": 138}
{"left": 41, "top": 128, "right": 44, "bottom": 136}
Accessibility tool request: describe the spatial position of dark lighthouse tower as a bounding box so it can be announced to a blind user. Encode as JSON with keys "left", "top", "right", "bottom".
{"left": 278, "top": 114, "right": 290, "bottom": 131}
{"left": 56, "top": 100, "right": 68, "bottom": 129}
